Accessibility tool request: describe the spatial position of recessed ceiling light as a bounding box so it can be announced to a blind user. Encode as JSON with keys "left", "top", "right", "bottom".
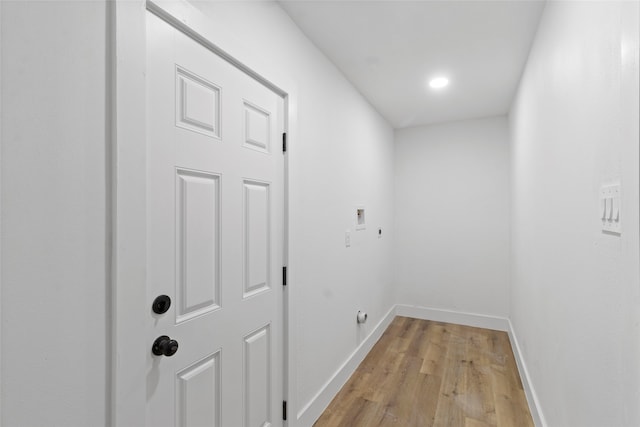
{"left": 429, "top": 77, "right": 449, "bottom": 89}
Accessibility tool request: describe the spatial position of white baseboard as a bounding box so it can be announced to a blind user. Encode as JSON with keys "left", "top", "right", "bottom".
{"left": 395, "top": 304, "right": 510, "bottom": 332}
{"left": 295, "top": 305, "right": 396, "bottom": 426}
{"left": 296, "top": 304, "right": 545, "bottom": 427}
{"left": 507, "top": 320, "right": 547, "bottom": 427}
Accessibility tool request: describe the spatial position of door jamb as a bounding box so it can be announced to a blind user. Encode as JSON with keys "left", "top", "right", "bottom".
{"left": 111, "top": 1, "right": 298, "bottom": 425}
{"left": 111, "top": 1, "right": 147, "bottom": 426}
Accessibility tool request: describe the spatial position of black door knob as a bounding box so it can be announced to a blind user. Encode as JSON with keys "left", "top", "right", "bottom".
{"left": 152, "top": 335, "right": 179, "bottom": 357}
{"left": 152, "top": 295, "right": 171, "bottom": 314}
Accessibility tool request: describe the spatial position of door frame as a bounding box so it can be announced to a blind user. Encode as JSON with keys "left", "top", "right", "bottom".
{"left": 110, "top": 1, "right": 298, "bottom": 425}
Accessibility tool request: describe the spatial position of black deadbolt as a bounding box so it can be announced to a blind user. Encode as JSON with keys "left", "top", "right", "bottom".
{"left": 152, "top": 335, "right": 179, "bottom": 357}
{"left": 152, "top": 295, "right": 171, "bottom": 314}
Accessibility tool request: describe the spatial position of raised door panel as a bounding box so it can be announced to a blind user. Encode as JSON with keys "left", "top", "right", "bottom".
{"left": 243, "top": 181, "right": 270, "bottom": 298}
{"left": 176, "top": 66, "right": 221, "bottom": 139}
{"left": 176, "top": 352, "right": 221, "bottom": 427}
{"left": 244, "top": 101, "right": 271, "bottom": 153}
{"left": 244, "top": 325, "right": 272, "bottom": 427}
{"left": 176, "top": 168, "right": 221, "bottom": 323}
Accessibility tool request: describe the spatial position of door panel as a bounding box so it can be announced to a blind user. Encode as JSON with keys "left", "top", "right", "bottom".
{"left": 176, "top": 352, "right": 221, "bottom": 427}
{"left": 243, "top": 101, "right": 271, "bottom": 153}
{"left": 243, "top": 325, "right": 272, "bottom": 427}
{"left": 244, "top": 180, "right": 270, "bottom": 298}
{"left": 146, "top": 11, "right": 283, "bottom": 427}
{"left": 175, "top": 168, "right": 221, "bottom": 323}
{"left": 175, "top": 67, "right": 221, "bottom": 138}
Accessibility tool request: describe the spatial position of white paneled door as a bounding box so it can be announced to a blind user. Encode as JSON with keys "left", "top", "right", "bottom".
{"left": 146, "top": 11, "right": 284, "bottom": 427}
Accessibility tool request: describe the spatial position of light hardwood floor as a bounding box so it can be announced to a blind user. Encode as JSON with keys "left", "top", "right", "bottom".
{"left": 314, "top": 316, "right": 534, "bottom": 427}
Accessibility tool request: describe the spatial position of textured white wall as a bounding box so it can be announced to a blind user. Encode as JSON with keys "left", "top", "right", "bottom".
{"left": 1, "top": 1, "right": 109, "bottom": 426}
{"left": 394, "top": 116, "right": 510, "bottom": 317}
{"left": 509, "top": 1, "right": 640, "bottom": 425}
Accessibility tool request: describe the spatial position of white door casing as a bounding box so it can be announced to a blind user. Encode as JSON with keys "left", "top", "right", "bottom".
{"left": 145, "top": 10, "right": 284, "bottom": 427}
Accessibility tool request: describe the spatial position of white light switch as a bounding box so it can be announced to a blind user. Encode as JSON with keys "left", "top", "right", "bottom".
{"left": 600, "top": 183, "right": 621, "bottom": 234}
{"left": 345, "top": 230, "right": 351, "bottom": 247}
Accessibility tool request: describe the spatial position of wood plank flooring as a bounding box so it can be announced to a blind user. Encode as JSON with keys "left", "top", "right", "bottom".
{"left": 314, "top": 316, "right": 534, "bottom": 427}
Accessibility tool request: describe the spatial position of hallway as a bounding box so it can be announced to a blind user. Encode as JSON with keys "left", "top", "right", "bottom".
{"left": 0, "top": 0, "right": 638, "bottom": 426}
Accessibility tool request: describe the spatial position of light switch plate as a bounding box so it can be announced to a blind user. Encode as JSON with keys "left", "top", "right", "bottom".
{"left": 345, "top": 229, "right": 351, "bottom": 247}
{"left": 600, "top": 183, "right": 621, "bottom": 234}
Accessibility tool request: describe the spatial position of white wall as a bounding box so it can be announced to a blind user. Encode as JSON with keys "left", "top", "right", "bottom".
{"left": 394, "top": 117, "right": 510, "bottom": 317}
{"left": 189, "top": 2, "right": 395, "bottom": 418}
{"left": 509, "top": 1, "right": 640, "bottom": 426}
{"left": 1, "top": 1, "right": 109, "bottom": 426}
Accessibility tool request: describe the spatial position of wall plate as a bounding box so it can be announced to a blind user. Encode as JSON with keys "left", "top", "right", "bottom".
{"left": 600, "top": 183, "right": 621, "bottom": 234}
{"left": 355, "top": 206, "right": 366, "bottom": 230}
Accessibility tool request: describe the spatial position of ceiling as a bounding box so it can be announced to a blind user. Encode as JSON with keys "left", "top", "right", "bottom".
{"left": 278, "top": 0, "right": 546, "bottom": 129}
